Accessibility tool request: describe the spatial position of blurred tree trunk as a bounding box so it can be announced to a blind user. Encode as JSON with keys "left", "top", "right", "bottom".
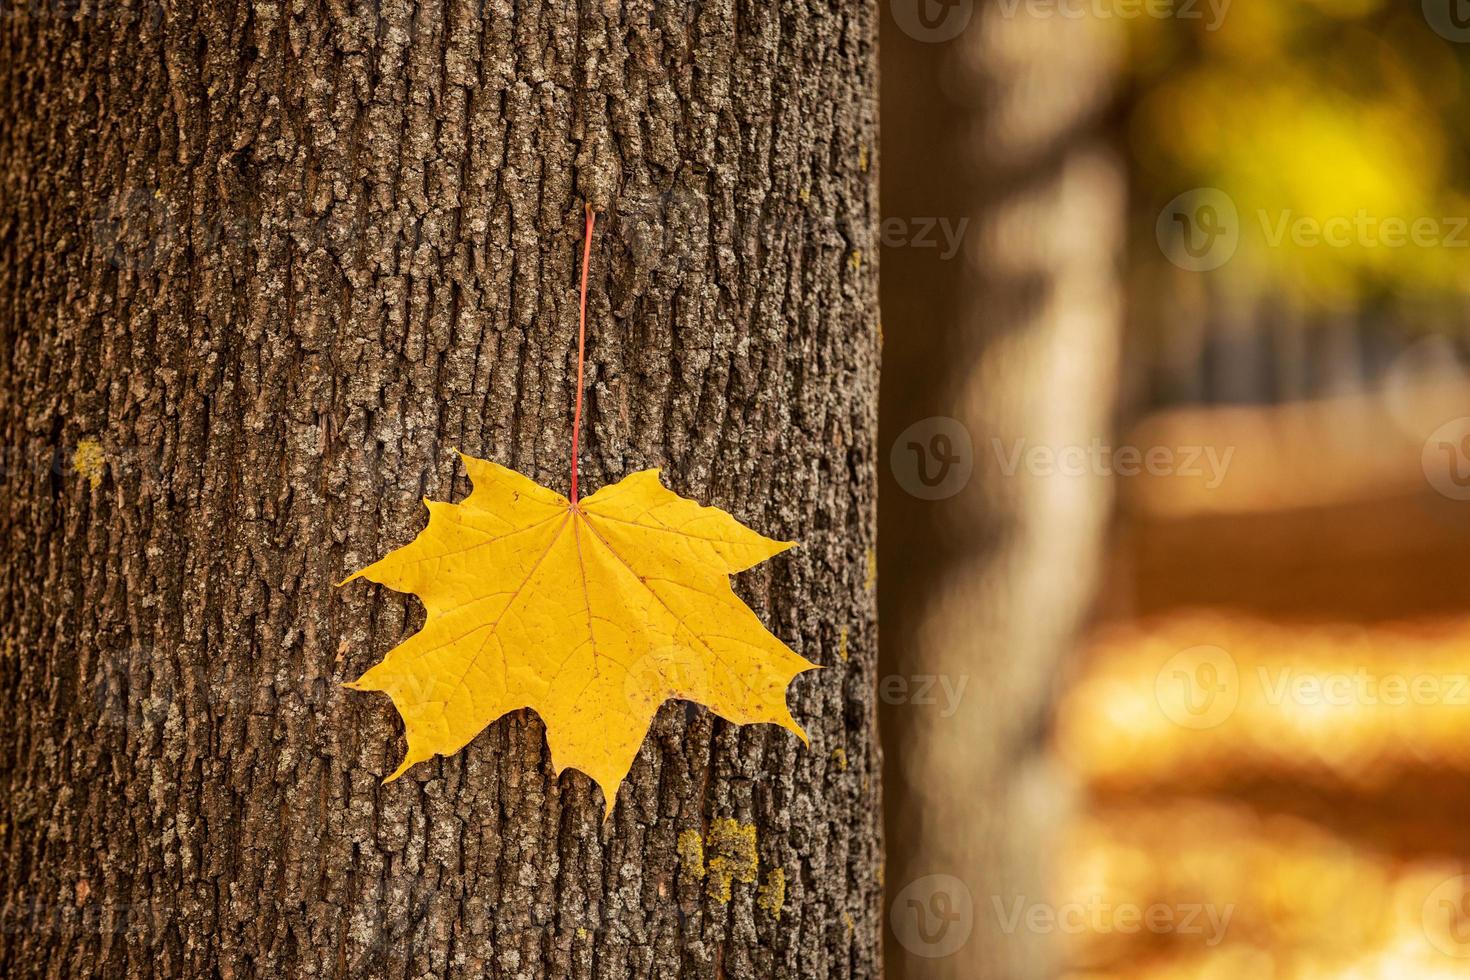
{"left": 880, "top": 4, "right": 1124, "bottom": 979}
{"left": 0, "top": 3, "right": 881, "bottom": 977}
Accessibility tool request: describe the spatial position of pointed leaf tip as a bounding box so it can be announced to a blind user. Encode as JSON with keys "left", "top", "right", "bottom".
{"left": 382, "top": 760, "right": 412, "bottom": 784}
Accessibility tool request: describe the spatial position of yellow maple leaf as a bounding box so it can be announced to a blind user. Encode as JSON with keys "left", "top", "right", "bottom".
{"left": 342, "top": 453, "right": 817, "bottom": 815}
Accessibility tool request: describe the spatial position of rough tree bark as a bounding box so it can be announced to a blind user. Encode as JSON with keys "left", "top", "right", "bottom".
{"left": 0, "top": 2, "right": 881, "bottom": 977}
{"left": 879, "top": 3, "right": 1124, "bottom": 979}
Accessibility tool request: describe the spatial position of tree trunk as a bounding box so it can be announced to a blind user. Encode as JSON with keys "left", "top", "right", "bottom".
{"left": 879, "top": 3, "right": 1124, "bottom": 979}
{"left": 0, "top": 3, "right": 881, "bottom": 978}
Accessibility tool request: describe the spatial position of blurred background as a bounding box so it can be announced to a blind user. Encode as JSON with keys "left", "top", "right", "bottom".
{"left": 878, "top": 1, "right": 1470, "bottom": 977}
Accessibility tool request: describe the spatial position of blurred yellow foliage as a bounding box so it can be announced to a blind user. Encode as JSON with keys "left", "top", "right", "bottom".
{"left": 1059, "top": 800, "right": 1470, "bottom": 976}
{"left": 1129, "top": 0, "right": 1470, "bottom": 301}
{"left": 1056, "top": 612, "right": 1470, "bottom": 976}
{"left": 1056, "top": 613, "right": 1470, "bottom": 792}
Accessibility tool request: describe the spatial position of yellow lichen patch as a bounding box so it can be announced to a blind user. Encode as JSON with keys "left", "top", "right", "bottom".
{"left": 73, "top": 438, "right": 105, "bottom": 490}
{"left": 859, "top": 145, "right": 870, "bottom": 173}
{"left": 678, "top": 828, "right": 706, "bottom": 879}
{"left": 705, "top": 818, "right": 758, "bottom": 903}
{"left": 848, "top": 250, "right": 863, "bottom": 272}
{"left": 838, "top": 625, "right": 849, "bottom": 663}
{"left": 830, "top": 747, "right": 848, "bottom": 771}
{"left": 757, "top": 868, "right": 786, "bottom": 918}
{"left": 864, "top": 549, "right": 877, "bottom": 591}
